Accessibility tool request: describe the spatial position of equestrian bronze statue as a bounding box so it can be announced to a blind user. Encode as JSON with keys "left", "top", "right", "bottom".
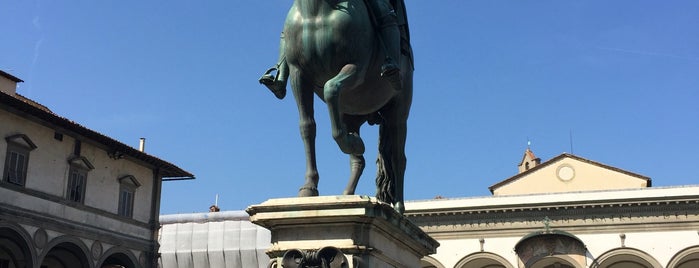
{"left": 259, "top": 0, "right": 413, "bottom": 214}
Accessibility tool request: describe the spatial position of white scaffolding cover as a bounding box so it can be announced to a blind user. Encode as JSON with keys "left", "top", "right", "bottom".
{"left": 159, "top": 211, "right": 271, "bottom": 268}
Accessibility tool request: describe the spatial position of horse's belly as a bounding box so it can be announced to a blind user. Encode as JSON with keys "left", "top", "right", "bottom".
{"left": 339, "top": 81, "right": 394, "bottom": 115}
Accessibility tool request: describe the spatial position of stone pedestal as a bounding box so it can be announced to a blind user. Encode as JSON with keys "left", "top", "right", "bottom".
{"left": 246, "top": 195, "right": 439, "bottom": 268}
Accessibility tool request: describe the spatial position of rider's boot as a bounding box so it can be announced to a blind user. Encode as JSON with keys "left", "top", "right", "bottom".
{"left": 259, "top": 61, "right": 287, "bottom": 100}
{"left": 259, "top": 32, "right": 289, "bottom": 99}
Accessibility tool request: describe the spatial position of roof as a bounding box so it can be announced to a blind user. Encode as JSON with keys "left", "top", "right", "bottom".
{"left": 13, "top": 93, "right": 54, "bottom": 113}
{"left": 406, "top": 185, "right": 699, "bottom": 215}
{"left": 0, "top": 91, "right": 193, "bottom": 178}
{"left": 160, "top": 211, "right": 250, "bottom": 224}
{"left": 489, "top": 153, "right": 651, "bottom": 193}
{"left": 0, "top": 70, "right": 23, "bottom": 82}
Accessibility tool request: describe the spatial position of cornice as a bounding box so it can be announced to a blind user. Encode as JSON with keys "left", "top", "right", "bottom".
{"left": 0, "top": 202, "right": 153, "bottom": 250}
{"left": 406, "top": 198, "right": 699, "bottom": 240}
{"left": 406, "top": 192, "right": 699, "bottom": 217}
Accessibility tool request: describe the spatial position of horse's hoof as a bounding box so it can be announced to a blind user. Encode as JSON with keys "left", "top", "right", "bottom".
{"left": 298, "top": 186, "right": 319, "bottom": 197}
{"left": 337, "top": 132, "right": 365, "bottom": 155}
{"left": 393, "top": 201, "right": 405, "bottom": 215}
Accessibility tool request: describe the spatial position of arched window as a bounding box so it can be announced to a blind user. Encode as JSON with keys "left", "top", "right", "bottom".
{"left": 515, "top": 230, "right": 586, "bottom": 268}
{"left": 0, "top": 224, "right": 35, "bottom": 268}
{"left": 593, "top": 248, "right": 662, "bottom": 268}
{"left": 666, "top": 246, "right": 699, "bottom": 268}
{"left": 421, "top": 256, "right": 446, "bottom": 268}
{"left": 455, "top": 252, "right": 513, "bottom": 268}
{"left": 40, "top": 238, "right": 91, "bottom": 268}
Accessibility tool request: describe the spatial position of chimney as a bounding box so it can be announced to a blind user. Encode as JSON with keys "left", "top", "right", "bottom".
{"left": 139, "top": 138, "right": 146, "bottom": 152}
{"left": 0, "top": 70, "right": 23, "bottom": 95}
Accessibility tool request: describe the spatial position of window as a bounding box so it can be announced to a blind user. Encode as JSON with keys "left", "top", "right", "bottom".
{"left": 5, "top": 148, "right": 28, "bottom": 185}
{"left": 67, "top": 167, "right": 88, "bottom": 203}
{"left": 118, "top": 175, "right": 140, "bottom": 218}
{"left": 66, "top": 156, "right": 93, "bottom": 203}
{"left": 118, "top": 187, "right": 134, "bottom": 217}
{"left": 3, "top": 134, "right": 37, "bottom": 186}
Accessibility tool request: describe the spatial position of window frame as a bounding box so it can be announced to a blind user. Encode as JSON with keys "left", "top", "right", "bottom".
{"left": 118, "top": 185, "right": 135, "bottom": 217}
{"left": 3, "top": 134, "right": 37, "bottom": 187}
{"left": 117, "top": 175, "right": 140, "bottom": 218}
{"left": 65, "top": 156, "right": 94, "bottom": 204}
{"left": 66, "top": 166, "right": 88, "bottom": 203}
{"left": 0, "top": 258, "right": 10, "bottom": 268}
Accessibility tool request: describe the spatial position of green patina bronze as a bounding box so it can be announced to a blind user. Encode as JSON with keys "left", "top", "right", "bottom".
{"left": 259, "top": 0, "right": 413, "bottom": 214}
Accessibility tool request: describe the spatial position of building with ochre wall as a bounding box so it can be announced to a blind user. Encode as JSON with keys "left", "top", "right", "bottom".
{"left": 1, "top": 71, "right": 193, "bottom": 268}
{"left": 409, "top": 149, "right": 698, "bottom": 268}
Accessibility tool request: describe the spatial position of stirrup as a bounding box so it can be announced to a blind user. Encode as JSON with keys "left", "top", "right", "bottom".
{"left": 259, "top": 67, "right": 278, "bottom": 85}
{"left": 258, "top": 67, "right": 286, "bottom": 99}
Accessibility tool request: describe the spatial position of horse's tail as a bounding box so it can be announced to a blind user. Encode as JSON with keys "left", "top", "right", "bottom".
{"left": 376, "top": 153, "right": 395, "bottom": 204}
{"left": 375, "top": 121, "right": 396, "bottom": 205}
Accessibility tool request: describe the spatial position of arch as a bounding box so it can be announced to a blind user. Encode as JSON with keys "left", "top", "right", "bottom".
{"left": 592, "top": 247, "right": 662, "bottom": 268}
{"left": 421, "top": 255, "right": 445, "bottom": 268}
{"left": 0, "top": 222, "right": 36, "bottom": 268}
{"left": 39, "top": 235, "right": 92, "bottom": 268}
{"left": 530, "top": 255, "right": 579, "bottom": 268}
{"left": 515, "top": 230, "right": 586, "bottom": 268}
{"left": 667, "top": 245, "right": 699, "bottom": 268}
{"left": 97, "top": 247, "right": 139, "bottom": 268}
{"left": 454, "top": 252, "right": 514, "bottom": 268}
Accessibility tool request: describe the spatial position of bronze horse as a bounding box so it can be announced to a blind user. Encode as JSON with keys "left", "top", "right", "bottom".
{"left": 261, "top": 0, "right": 413, "bottom": 213}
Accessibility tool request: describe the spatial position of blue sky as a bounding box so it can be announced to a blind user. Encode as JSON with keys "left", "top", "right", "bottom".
{"left": 2, "top": 1, "right": 698, "bottom": 214}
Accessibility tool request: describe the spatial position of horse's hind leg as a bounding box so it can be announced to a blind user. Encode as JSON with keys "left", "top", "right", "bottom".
{"left": 292, "top": 70, "right": 320, "bottom": 197}
{"left": 377, "top": 91, "right": 411, "bottom": 214}
{"left": 324, "top": 64, "right": 368, "bottom": 155}
{"left": 342, "top": 115, "right": 366, "bottom": 195}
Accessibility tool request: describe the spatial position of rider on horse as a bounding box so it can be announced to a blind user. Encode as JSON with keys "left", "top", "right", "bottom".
{"left": 259, "top": 0, "right": 409, "bottom": 99}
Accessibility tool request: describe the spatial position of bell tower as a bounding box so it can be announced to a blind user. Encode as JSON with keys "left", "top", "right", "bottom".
{"left": 518, "top": 146, "right": 541, "bottom": 173}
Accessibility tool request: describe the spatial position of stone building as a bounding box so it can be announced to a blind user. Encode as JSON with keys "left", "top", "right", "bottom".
{"left": 0, "top": 71, "right": 193, "bottom": 268}
{"left": 159, "top": 146, "right": 698, "bottom": 268}
{"left": 408, "top": 149, "right": 698, "bottom": 268}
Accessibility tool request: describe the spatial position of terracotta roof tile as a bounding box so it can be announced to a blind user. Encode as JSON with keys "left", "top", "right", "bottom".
{"left": 0, "top": 91, "right": 193, "bottom": 178}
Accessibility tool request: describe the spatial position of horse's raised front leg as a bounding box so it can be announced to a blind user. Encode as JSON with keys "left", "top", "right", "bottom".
{"left": 291, "top": 70, "right": 320, "bottom": 197}
{"left": 324, "top": 64, "right": 367, "bottom": 155}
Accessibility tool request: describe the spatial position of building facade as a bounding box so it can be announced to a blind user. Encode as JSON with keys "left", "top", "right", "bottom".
{"left": 159, "top": 148, "right": 698, "bottom": 268}
{"left": 407, "top": 150, "right": 698, "bottom": 268}
{"left": 0, "top": 71, "right": 193, "bottom": 268}
{"left": 408, "top": 186, "right": 699, "bottom": 268}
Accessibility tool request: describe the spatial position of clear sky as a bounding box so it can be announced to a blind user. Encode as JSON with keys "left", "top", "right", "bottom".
{"left": 2, "top": 1, "right": 698, "bottom": 215}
